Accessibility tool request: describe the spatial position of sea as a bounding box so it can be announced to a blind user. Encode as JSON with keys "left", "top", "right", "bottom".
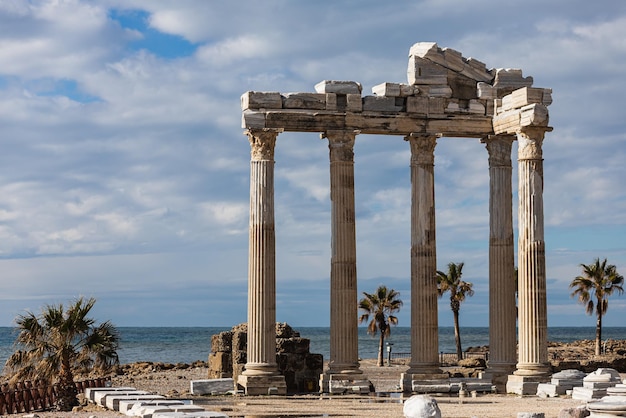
{"left": 1, "top": 326, "right": 625, "bottom": 370}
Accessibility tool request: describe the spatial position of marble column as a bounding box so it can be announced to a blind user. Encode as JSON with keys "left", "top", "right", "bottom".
{"left": 482, "top": 135, "right": 517, "bottom": 384}
{"left": 325, "top": 130, "right": 362, "bottom": 376}
{"left": 514, "top": 127, "right": 550, "bottom": 378}
{"left": 405, "top": 134, "right": 441, "bottom": 376}
{"left": 239, "top": 128, "right": 286, "bottom": 395}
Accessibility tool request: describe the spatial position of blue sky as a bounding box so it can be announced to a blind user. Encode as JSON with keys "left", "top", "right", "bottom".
{"left": 0, "top": 0, "right": 625, "bottom": 330}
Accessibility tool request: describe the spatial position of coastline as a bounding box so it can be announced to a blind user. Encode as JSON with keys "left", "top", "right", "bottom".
{"left": 5, "top": 339, "right": 626, "bottom": 417}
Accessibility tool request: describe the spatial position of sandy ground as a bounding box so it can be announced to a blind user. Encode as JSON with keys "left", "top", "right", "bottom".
{"left": 22, "top": 359, "right": 591, "bottom": 418}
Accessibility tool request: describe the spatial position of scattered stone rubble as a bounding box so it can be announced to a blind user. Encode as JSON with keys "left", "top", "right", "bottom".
{"left": 208, "top": 322, "right": 323, "bottom": 393}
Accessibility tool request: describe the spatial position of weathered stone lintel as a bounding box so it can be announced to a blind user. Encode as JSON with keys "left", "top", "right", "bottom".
{"left": 498, "top": 87, "right": 553, "bottom": 113}
{"left": 243, "top": 109, "right": 493, "bottom": 137}
{"left": 493, "top": 104, "right": 551, "bottom": 135}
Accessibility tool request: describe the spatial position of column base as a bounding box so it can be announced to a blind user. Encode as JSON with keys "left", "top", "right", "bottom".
{"left": 485, "top": 362, "right": 516, "bottom": 393}
{"left": 237, "top": 374, "right": 287, "bottom": 395}
{"left": 513, "top": 362, "right": 551, "bottom": 378}
{"left": 320, "top": 372, "right": 372, "bottom": 394}
{"left": 401, "top": 372, "right": 450, "bottom": 393}
{"left": 505, "top": 374, "right": 550, "bottom": 395}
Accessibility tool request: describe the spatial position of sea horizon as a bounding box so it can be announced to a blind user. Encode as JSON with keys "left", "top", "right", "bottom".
{"left": 2, "top": 326, "right": 625, "bottom": 370}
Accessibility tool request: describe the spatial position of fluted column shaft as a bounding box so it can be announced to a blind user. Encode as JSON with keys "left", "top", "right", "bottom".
{"left": 406, "top": 134, "right": 441, "bottom": 374}
{"left": 515, "top": 127, "right": 550, "bottom": 377}
{"left": 483, "top": 135, "right": 517, "bottom": 374}
{"left": 325, "top": 130, "right": 362, "bottom": 375}
{"left": 244, "top": 128, "right": 281, "bottom": 376}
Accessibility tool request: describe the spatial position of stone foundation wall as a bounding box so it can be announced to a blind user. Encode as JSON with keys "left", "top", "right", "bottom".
{"left": 208, "top": 323, "right": 323, "bottom": 393}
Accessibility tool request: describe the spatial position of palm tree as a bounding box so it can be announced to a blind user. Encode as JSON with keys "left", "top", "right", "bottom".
{"left": 358, "top": 285, "right": 403, "bottom": 367}
{"left": 570, "top": 258, "right": 624, "bottom": 355}
{"left": 437, "top": 262, "right": 474, "bottom": 361}
{"left": 4, "top": 297, "right": 120, "bottom": 411}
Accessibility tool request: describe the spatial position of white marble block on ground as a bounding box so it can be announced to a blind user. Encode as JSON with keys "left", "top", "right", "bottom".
{"left": 119, "top": 399, "right": 184, "bottom": 414}
{"left": 584, "top": 368, "right": 622, "bottom": 390}
{"left": 85, "top": 387, "right": 135, "bottom": 403}
{"left": 94, "top": 389, "right": 149, "bottom": 406}
{"left": 328, "top": 379, "right": 370, "bottom": 394}
{"left": 190, "top": 378, "right": 234, "bottom": 395}
{"left": 133, "top": 404, "right": 205, "bottom": 417}
{"left": 536, "top": 383, "right": 559, "bottom": 397}
{"left": 551, "top": 369, "right": 586, "bottom": 391}
{"left": 152, "top": 412, "right": 229, "bottom": 418}
{"left": 106, "top": 393, "right": 163, "bottom": 410}
{"left": 572, "top": 386, "right": 607, "bottom": 401}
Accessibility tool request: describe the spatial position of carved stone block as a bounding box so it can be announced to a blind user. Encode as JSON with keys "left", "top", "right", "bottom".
{"left": 346, "top": 94, "right": 363, "bottom": 112}
{"left": 363, "top": 96, "right": 404, "bottom": 112}
{"left": 241, "top": 91, "right": 283, "bottom": 110}
{"left": 407, "top": 96, "right": 429, "bottom": 114}
{"left": 493, "top": 69, "right": 533, "bottom": 96}
{"left": 283, "top": 93, "right": 326, "bottom": 110}
{"left": 407, "top": 56, "right": 448, "bottom": 85}
{"left": 428, "top": 97, "right": 446, "bottom": 115}
{"left": 372, "top": 82, "right": 417, "bottom": 97}
{"left": 315, "top": 80, "right": 362, "bottom": 94}
{"left": 477, "top": 82, "right": 496, "bottom": 99}
{"left": 501, "top": 87, "right": 546, "bottom": 111}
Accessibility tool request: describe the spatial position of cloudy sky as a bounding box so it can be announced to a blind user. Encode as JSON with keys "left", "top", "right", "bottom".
{"left": 0, "top": 0, "right": 625, "bottom": 330}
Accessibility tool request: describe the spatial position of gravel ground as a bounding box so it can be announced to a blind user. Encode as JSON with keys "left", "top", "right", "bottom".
{"left": 22, "top": 359, "right": 591, "bottom": 418}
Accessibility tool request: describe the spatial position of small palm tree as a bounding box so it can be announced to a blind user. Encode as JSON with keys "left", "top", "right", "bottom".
{"left": 358, "top": 285, "right": 403, "bottom": 367}
{"left": 570, "top": 258, "right": 624, "bottom": 355}
{"left": 4, "top": 297, "right": 120, "bottom": 411}
{"left": 437, "top": 262, "right": 474, "bottom": 361}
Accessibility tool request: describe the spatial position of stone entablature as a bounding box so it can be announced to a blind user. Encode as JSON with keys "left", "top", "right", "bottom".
{"left": 242, "top": 42, "right": 551, "bottom": 137}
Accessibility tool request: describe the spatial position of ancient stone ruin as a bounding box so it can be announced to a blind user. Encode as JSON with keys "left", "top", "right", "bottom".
{"left": 239, "top": 41, "right": 553, "bottom": 395}
{"left": 208, "top": 323, "right": 323, "bottom": 394}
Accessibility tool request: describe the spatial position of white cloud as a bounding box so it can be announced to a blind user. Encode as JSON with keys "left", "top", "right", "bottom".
{"left": 0, "top": 0, "right": 625, "bottom": 327}
{"left": 196, "top": 35, "right": 276, "bottom": 66}
{"left": 198, "top": 201, "right": 247, "bottom": 226}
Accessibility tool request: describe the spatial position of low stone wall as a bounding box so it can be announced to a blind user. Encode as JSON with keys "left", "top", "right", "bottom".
{"left": 208, "top": 323, "right": 323, "bottom": 393}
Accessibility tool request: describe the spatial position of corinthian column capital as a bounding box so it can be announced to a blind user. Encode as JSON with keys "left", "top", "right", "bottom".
{"left": 323, "top": 130, "right": 358, "bottom": 162}
{"left": 246, "top": 129, "right": 282, "bottom": 161}
{"left": 517, "top": 127, "right": 548, "bottom": 160}
{"left": 482, "top": 135, "right": 514, "bottom": 168}
{"left": 406, "top": 134, "right": 437, "bottom": 165}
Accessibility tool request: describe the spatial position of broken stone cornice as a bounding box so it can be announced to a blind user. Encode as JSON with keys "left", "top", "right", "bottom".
{"left": 408, "top": 41, "right": 494, "bottom": 84}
